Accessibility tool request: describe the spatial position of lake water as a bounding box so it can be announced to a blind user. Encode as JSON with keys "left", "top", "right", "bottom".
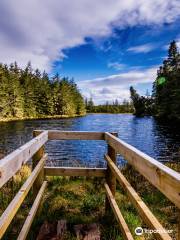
{"left": 0, "top": 114, "right": 180, "bottom": 167}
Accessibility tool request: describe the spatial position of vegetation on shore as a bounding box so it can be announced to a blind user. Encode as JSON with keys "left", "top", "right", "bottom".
{"left": 0, "top": 114, "right": 85, "bottom": 123}
{"left": 85, "top": 98, "right": 133, "bottom": 114}
{"left": 130, "top": 40, "right": 180, "bottom": 121}
{"left": 0, "top": 164, "right": 178, "bottom": 240}
{"left": 129, "top": 87, "right": 154, "bottom": 116}
{"left": 0, "top": 62, "right": 86, "bottom": 121}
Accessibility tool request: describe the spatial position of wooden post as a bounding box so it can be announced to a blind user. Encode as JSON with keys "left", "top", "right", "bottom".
{"left": 32, "top": 131, "right": 45, "bottom": 199}
{"left": 105, "top": 132, "right": 118, "bottom": 212}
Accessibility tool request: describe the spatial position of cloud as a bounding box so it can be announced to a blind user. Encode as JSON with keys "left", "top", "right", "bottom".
{"left": 108, "top": 62, "right": 126, "bottom": 70}
{"left": 0, "top": 0, "right": 179, "bottom": 71}
{"left": 79, "top": 67, "right": 157, "bottom": 104}
{"left": 127, "top": 43, "right": 156, "bottom": 53}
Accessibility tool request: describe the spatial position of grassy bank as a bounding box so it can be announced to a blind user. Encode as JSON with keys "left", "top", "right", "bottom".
{"left": 0, "top": 114, "right": 86, "bottom": 123}
{"left": 0, "top": 164, "right": 178, "bottom": 239}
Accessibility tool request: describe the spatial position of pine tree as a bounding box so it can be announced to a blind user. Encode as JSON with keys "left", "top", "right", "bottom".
{"left": 86, "top": 98, "right": 94, "bottom": 112}
{"left": 0, "top": 62, "right": 86, "bottom": 120}
{"left": 168, "top": 40, "right": 178, "bottom": 63}
{"left": 153, "top": 40, "right": 180, "bottom": 121}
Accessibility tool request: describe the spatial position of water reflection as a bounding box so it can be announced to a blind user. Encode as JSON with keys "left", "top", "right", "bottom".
{"left": 0, "top": 114, "right": 179, "bottom": 167}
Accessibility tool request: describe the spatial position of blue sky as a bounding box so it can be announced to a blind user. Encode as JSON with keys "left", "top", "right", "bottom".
{"left": 55, "top": 23, "right": 179, "bottom": 80}
{"left": 0, "top": 0, "right": 180, "bottom": 104}
{"left": 54, "top": 20, "right": 180, "bottom": 103}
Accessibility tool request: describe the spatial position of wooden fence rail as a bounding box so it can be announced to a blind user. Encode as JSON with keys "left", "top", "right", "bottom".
{"left": 0, "top": 131, "right": 48, "bottom": 188}
{"left": 17, "top": 181, "right": 47, "bottom": 240}
{"left": 104, "top": 183, "right": 134, "bottom": 240}
{"left": 0, "top": 130, "right": 179, "bottom": 240}
{"left": 44, "top": 167, "right": 106, "bottom": 177}
{"left": 104, "top": 154, "right": 172, "bottom": 240}
{"left": 105, "top": 132, "right": 180, "bottom": 208}
{"left": 0, "top": 154, "right": 47, "bottom": 238}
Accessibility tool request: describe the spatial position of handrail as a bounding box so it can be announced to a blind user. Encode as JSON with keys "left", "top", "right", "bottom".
{"left": 45, "top": 167, "right": 106, "bottom": 177}
{"left": 104, "top": 154, "right": 172, "bottom": 240}
{"left": 104, "top": 183, "right": 134, "bottom": 240}
{"left": 0, "top": 154, "right": 47, "bottom": 238}
{"left": 105, "top": 132, "right": 180, "bottom": 208}
{"left": 17, "top": 181, "right": 47, "bottom": 240}
{"left": 34, "top": 130, "right": 106, "bottom": 140}
{"left": 0, "top": 131, "right": 48, "bottom": 188}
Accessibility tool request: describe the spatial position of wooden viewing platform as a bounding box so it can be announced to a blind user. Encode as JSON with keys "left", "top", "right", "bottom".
{"left": 0, "top": 130, "right": 180, "bottom": 239}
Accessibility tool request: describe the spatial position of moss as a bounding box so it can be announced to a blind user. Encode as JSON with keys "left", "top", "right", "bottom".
{"left": 0, "top": 164, "right": 178, "bottom": 240}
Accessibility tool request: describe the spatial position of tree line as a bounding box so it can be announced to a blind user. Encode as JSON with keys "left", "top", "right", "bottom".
{"left": 130, "top": 40, "right": 180, "bottom": 121}
{"left": 0, "top": 62, "right": 86, "bottom": 119}
{"left": 1, "top": 40, "right": 179, "bottom": 121}
{"left": 85, "top": 98, "right": 133, "bottom": 113}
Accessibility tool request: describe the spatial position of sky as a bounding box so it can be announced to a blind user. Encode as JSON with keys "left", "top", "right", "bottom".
{"left": 0, "top": 0, "right": 180, "bottom": 104}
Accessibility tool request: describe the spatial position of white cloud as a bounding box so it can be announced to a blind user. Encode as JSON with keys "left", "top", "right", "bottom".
{"left": 0, "top": 0, "right": 179, "bottom": 70}
{"left": 108, "top": 62, "right": 126, "bottom": 70}
{"left": 79, "top": 67, "right": 157, "bottom": 104}
{"left": 127, "top": 43, "right": 156, "bottom": 53}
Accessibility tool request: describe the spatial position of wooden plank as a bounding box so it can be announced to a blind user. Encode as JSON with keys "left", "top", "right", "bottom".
{"left": 0, "top": 131, "right": 48, "bottom": 189}
{"left": 104, "top": 183, "right": 134, "bottom": 240}
{"left": 17, "top": 181, "right": 47, "bottom": 240}
{"left": 106, "top": 132, "right": 117, "bottom": 212}
{"left": 44, "top": 167, "right": 106, "bottom": 177}
{"left": 0, "top": 154, "right": 47, "bottom": 239}
{"left": 105, "top": 132, "right": 180, "bottom": 209}
{"left": 105, "top": 154, "right": 172, "bottom": 240}
{"left": 32, "top": 131, "right": 45, "bottom": 199}
{"left": 34, "top": 130, "right": 105, "bottom": 140}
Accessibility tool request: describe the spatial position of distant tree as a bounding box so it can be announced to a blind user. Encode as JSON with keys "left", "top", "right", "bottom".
{"left": 86, "top": 97, "right": 133, "bottom": 114}
{"left": 130, "top": 86, "right": 145, "bottom": 116}
{"left": 145, "top": 89, "right": 150, "bottom": 98}
{"left": 86, "top": 98, "right": 94, "bottom": 112}
{"left": 130, "top": 86, "right": 154, "bottom": 116}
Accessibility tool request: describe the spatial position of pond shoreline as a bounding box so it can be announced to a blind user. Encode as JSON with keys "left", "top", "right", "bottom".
{"left": 0, "top": 112, "right": 134, "bottom": 123}
{"left": 0, "top": 113, "right": 179, "bottom": 166}
{"left": 0, "top": 114, "right": 86, "bottom": 123}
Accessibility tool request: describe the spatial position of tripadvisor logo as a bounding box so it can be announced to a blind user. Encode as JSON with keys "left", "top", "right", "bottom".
{"left": 135, "top": 227, "right": 143, "bottom": 236}
{"left": 135, "top": 227, "right": 173, "bottom": 236}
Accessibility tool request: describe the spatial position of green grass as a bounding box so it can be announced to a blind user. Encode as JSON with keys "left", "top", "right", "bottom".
{"left": 27, "top": 177, "right": 126, "bottom": 240}
{"left": 0, "top": 164, "right": 178, "bottom": 239}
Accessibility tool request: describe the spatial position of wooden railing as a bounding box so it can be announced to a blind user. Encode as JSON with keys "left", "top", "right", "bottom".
{"left": 0, "top": 130, "right": 179, "bottom": 240}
